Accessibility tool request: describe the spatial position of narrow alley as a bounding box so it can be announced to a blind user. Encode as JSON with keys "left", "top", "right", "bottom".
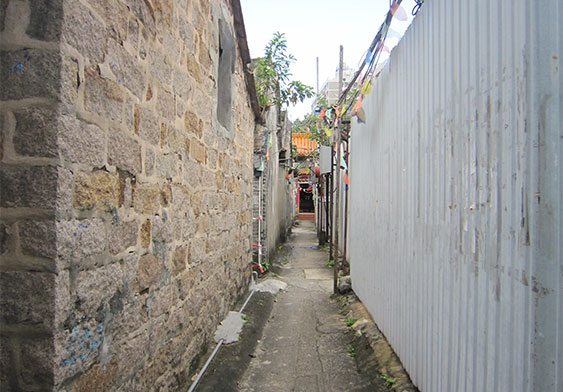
{"left": 196, "top": 218, "right": 410, "bottom": 392}
{"left": 0, "top": 0, "right": 560, "bottom": 391}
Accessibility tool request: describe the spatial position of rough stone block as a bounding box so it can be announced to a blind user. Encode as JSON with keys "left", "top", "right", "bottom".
{"left": 56, "top": 167, "right": 74, "bottom": 217}
{"left": 0, "top": 165, "right": 57, "bottom": 209}
{"left": 140, "top": 219, "right": 151, "bottom": 248}
{"left": 171, "top": 246, "right": 187, "bottom": 276}
{"left": 127, "top": 19, "right": 140, "bottom": 52}
{"left": 0, "top": 336, "right": 15, "bottom": 389}
{"left": 173, "top": 69, "right": 190, "bottom": 101}
{"left": 107, "top": 39, "right": 145, "bottom": 99}
{"left": 19, "top": 336, "right": 55, "bottom": 389}
{"left": 158, "top": 185, "right": 171, "bottom": 210}
{"left": 56, "top": 218, "right": 106, "bottom": 265}
{"left": 151, "top": 215, "right": 172, "bottom": 246}
{"left": 207, "top": 148, "right": 218, "bottom": 169}
{"left": 0, "top": 0, "right": 9, "bottom": 33}
{"left": 129, "top": 0, "right": 156, "bottom": 37}
{"left": 84, "top": 67, "right": 124, "bottom": 123}
{"left": 87, "top": 0, "right": 128, "bottom": 42}
{"left": 133, "top": 183, "right": 161, "bottom": 215}
{"left": 149, "top": 284, "right": 175, "bottom": 319}
{"left": 186, "top": 55, "right": 202, "bottom": 83}
{"left": 0, "top": 271, "right": 54, "bottom": 328}
{"left": 13, "top": 107, "right": 58, "bottom": 158}
{"left": 189, "top": 236, "right": 206, "bottom": 264}
{"left": 114, "top": 329, "right": 150, "bottom": 382}
{"left": 137, "top": 108, "right": 160, "bottom": 146}
{"left": 184, "top": 110, "right": 202, "bottom": 138}
{"left": 60, "top": 55, "right": 79, "bottom": 105}
{"left": 198, "top": 40, "right": 212, "bottom": 70}
{"left": 136, "top": 254, "right": 162, "bottom": 291}
{"left": 156, "top": 88, "right": 175, "bottom": 122}
{"left": 0, "top": 222, "right": 9, "bottom": 255}
{"left": 108, "top": 128, "right": 142, "bottom": 174}
{"left": 66, "top": 360, "right": 119, "bottom": 392}
{"left": 61, "top": 0, "right": 105, "bottom": 64}
{"left": 59, "top": 116, "right": 105, "bottom": 167}
{"left": 25, "top": 0, "right": 63, "bottom": 41}
{"left": 145, "top": 147, "right": 155, "bottom": 176}
{"left": 190, "top": 138, "right": 206, "bottom": 164}
{"left": 191, "top": 88, "right": 213, "bottom": 123}
{"left": 73, "top": 170, "right": 120, "bottom": 211}
{"left": 155, "top": 153, "right": 177, "bottom": 179}
{"left": 0, "top": 49, "right": 60, "bottom": 101}
{"left": 178, "top": 15, "right": 195, "bottom": 51}
{"left": 75, "top": 263, "right": 123, "bottom": 315}
{"left": 148, "top": 48, "right": 173, "bottom": 88}
{"left": 109, "top": 219, "right": 138, "bottom": 255}
{"left": 166, "top": 126, "right": 186, "bottom": 154}
{"left": 19, "top": 219, "right": 56, "bottom": 259}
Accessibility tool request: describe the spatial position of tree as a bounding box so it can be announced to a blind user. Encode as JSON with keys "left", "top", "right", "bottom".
{"left": 252, "top": 32, "right": 314, "bottom": 112}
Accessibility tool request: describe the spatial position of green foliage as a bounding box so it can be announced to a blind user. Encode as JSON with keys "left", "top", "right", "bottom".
{"left": 344, "top": 317, "right": 358, "bottom": 327}
{"left": 262, "top": 260, "right": 270, "bottom": 273}
{"left": 314, "top": 94, "right": 329, "bottom": 108}
{"left": 252, "top": 32, "right": 314, "bottom": 110}
{"left": 291, "top": 111, "right": 330, "bottom": 147}
{"left": 326, "top": 259, "right": 335, "bottom": 267}
{"left": 381, "top": 373, "right": 397, "bottom": 386}
{"left": 347, "top": 344, "right": 356, "bottom": 358}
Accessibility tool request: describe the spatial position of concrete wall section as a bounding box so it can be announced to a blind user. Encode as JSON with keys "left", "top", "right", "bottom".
{"left": 0, "top": 0, "right": 255, "bottom": 390}
{"left": 349, "top": 0, "right": 561, "bottom": 391}
{"left": 252, "top": 108, "right": 294, "bottom": 266}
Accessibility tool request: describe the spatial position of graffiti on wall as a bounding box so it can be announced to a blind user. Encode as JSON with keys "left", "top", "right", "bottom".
{"left": 61, "top": 324, "right": 103, "bottom": 369}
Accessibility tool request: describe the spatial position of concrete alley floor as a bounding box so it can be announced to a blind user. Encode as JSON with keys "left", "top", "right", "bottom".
{"left": 195, "top": 219, "right": 400, "bottom": 392}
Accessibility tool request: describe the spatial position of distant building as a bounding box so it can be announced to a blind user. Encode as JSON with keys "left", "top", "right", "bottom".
{"left": 315, "top": 66, "right": 355, "bottom": 108}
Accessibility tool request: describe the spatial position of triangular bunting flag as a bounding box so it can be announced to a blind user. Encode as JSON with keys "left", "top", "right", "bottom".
{"left": 394, "top": 5, "right": 408, "bottom": 21}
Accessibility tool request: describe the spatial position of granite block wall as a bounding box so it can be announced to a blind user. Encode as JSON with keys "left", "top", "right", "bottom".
{"left": 0, "top": 0, "right": 255, "bottom": 389}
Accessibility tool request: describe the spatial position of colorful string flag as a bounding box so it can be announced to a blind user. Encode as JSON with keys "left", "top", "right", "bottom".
{"left": 390, "top": 0, "right": 399, "bottom": 15}
{"left": 319, "top": 109, "right": 326, "bottom": 119}
{"left": 353, "top": 95, "right": 363, "bottom": 112}
{"left": 340, "top": 155, "right": 347, "bottom": 170}
{"left": 356, "top": 107, "right": 366, "bottom": 123}
{"left": 382, "top": 45, "right": 391, "bottom": 54}
{"left": 324, "top": 127, "right": 332, "bottom": 137}
{"left": 268, "top": 134, "right": 273, "bottom": 147}
{"left": 364, "top": 50, "right": 374, "bottom": 65}
{"left": 353, "top": 95, "right": 366, "bottom": 123}
{"left": 392, "top": 4, "right": 408, "bottom": 21}
{"left": 361, "top": 80, "right": 372, "bottom": 95}
{"left": 386, "top": 27, "right": 403, "bottom": 40}
{"left": 343, "top": 172, "right": 350, "bottom": 185}
{"left": 340, "top": 105, "right": 347, "bottom": 117}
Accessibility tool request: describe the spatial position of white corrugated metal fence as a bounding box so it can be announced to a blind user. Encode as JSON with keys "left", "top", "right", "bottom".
{"left": 348, "top": 0, "right": 561, "bottom": 391}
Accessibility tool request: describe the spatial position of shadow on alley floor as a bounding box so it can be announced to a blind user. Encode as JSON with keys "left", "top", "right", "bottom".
{"left": 194, "top": 219, "right": 417, "bottom": 392}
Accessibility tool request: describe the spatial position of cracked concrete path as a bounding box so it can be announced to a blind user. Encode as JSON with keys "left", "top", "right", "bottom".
{"left": 237, "top": 220, "right": 379, "bottom": 392}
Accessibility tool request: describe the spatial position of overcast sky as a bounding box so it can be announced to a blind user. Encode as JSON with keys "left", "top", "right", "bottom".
{"left": 239, "top": 0, "right": 418, "bottom": 120}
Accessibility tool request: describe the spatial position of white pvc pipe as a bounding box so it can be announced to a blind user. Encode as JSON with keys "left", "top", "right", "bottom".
{"left": 186, "top": 271, "right": 257, "bottom": 392}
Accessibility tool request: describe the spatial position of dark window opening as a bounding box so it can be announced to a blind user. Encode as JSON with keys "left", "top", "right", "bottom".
{"left": 279, "top": 149, "right": 287, "bottom": 166}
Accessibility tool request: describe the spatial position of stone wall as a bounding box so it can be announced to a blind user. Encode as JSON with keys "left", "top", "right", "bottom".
{"left": 0, "top": 0, "right": 255, "bottom": 390}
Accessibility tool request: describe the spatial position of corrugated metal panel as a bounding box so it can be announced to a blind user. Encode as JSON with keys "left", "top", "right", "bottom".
{"left": 348, "top": 1, "right": 561, "bottom": 391}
